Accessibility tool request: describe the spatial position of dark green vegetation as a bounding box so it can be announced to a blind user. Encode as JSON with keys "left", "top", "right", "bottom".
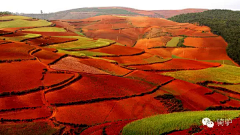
{"left": 0, "top": 11, "right": 12, "bottom": 15}
{"left": 169, "top": 10, "right": 240, "bottom": 65}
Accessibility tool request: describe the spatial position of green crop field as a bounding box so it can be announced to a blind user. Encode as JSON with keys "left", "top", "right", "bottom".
{"left": 47, "top": 36, "right": 112, "bottom": 50}
{"left": 200, "top": 60, "right": 237, "bottom": 66}
{"left": 58, "top": 49, "right": 113, "bottom": 57}
{"left": 144, "top": 55, "right": 171, "bottom": 64}
{"left": 23, "top": 27, "right": 66, "bottom": 32}
{"left": 162, "top": 64, "right": 240, "bottom": 83}
{"left": 166, "top": 37, "right": 182, "bottom": 47}
{"left": 0, "top": 16, "right": 52, "bottom": 28}
{"left": 207, "top": 83, "right": 240, "bottom": 93}
{"left": 122, "top": 110, "right": 240, "bottom": 135}
{"left": 0, "top": 15, "right": 31, "bottom": 20}
{"left": 0, "top": 33, "right": 41, "bottom": 42}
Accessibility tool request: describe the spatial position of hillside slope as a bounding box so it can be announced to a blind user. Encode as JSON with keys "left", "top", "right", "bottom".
{"left": 23, "top": 7, "right": 207, "bottom": 20}
{"left": 169, "top": 9, "right": 240, "bottom": 65}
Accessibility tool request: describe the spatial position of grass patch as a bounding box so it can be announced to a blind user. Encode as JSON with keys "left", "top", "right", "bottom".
{"left": 0, "top": 16, "right": 51, "bottom": 28}
{"left": 58, "top": 49, "right": 113, "bottom": 57}
{"left": 208, "top": 83, "right": 240, "bottom": 93}
{"left": 23, "top": 27, "right": 66, "bottom": 32}
{"left": 200, "top": 60, "right": 237, "bottom": 66}
{"left": 171, "top": 55, "right": 186, "bottom": 59}
{"left": 166, "top": 37, "right": 182, "bottom": 47}
{"left": 122, "top": 110, "right": 240, "bottom": 135}
{"left": 162, "top": 64, "right": 240, "bottom": 83}
{"left": 47, "top": 36, "right": 111, "bottom": 50}
{"left": 0, "top": 15, "right": 31, "bottom": 20}
{"left": 0, "top": 33, "right": 41, "bottom": 42}
{"left": 144, "top": 55, "right": 171, "bottom": 63}
{"left": 0, "top": 121, "right": 58, "bottom": 135}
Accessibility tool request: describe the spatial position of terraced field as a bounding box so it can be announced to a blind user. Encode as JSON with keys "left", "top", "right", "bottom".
{"left": 0, "top": 15, "right": 239, "bottom": 135}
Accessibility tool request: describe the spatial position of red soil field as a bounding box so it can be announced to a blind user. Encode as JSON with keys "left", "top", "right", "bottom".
{"left": 0, "top": 30, "right": 13, "bottom": 35}
{"left": 104, "top": 120, "right": 134, "bottom": 135}
{"left": 68, "top": 21, "right": 95, "bottom": 28}
{"left": 164, "top": 28, "right": 216, "bottom": 37}
{"left": 89, "top": 44, "right": 144, "bottom": 56}
{"left": 160, "top": 80, "right": 221, "bottom": 110}
{"left": 170, "top": 118, "right": 240, "bottom": 135}
{"left": 27, "top": 36, "right": 78, "bottom": 46}
{"left": 78, "top": 58, "right": 131, "bottom": 76}
{"left": 81, "top": 122, "right": 112, "bottom": 135}
{"left": 84, "top": 29, "right": 137, "bottom": 46}
{"left": 170, "top": 48, "right": 232, "bottom": 60}
{"left": 22, "top": 31, "right": 78, "bottom": 36}
{"left": 145, "top": 48, "right": 174, "bottom": 58}
{"left": 51, "top": 20, "right": 76, "bottom": 32}
{"left": 55, "top": 101, "right": 116, "bottom": 125}
{"left": 204, "top": 92, "right": 229, "bottom": 104}
{"left": 55, "top": 94, "right": 167, "bottom": 125}
{"left": 84, "top": 23, "right": 115, "bottom": 30}
{"left": 134, "top": 37, "right": 172, "bottom": 49}
{"left": 90, "top": 129, "right": 102, "bottom": 135}
{"left": 50, "top": 56, "right": 108, "bottom": 74}
{"left": 33, "top": 49, "right": 66, "bottom": 65}
{"left": 127, "top": 17, "right": 178, "bottom": 27}
{"left": 0, "top": 42, "right": 35, "bottom": 60}
{"left": 101, "top": 52, "right": 161, "bottom": 65}
{"left": 184, "top": 36, "right": 228, "bottom": 48}
{"left": 184, "top": 24, "right": 211, "bottom": 31}
{"left": 79, "top": 15, "right": 125, "bottom": 22}
{"left": 223, "top": 99, "right": 240, "bottom": 108}
{"left": 0, "top": 92, "right": 43, "bottom": 110}
{"left": 213, "top": 90, "right": 240, "bottom": 101}
{"left": 0, "top": 39, "right": 11, "bottom": 45}
{"left": 105, "top": 94, "right": 167, "bottom": 122}
{"left": 41, "top": 47, "right": 57, "bottom": 52}
{"left": 0, "top": 60, "right": 45, "bottom": 94}
{"left": 45, "top": 74, "right": 155, "bottom": 105}
{"left": 111, "top": 23, "right": 132, "bottom": 29}
{"left": 129, "top": 59, "right": 220, "bottom": 71}
{"left": 125, "top": 70, "right": 174, "bottom": 86}
{"left": 42, "top": 72, "right": 74, "bottom": 87}
{"left": 0, "top": 107, "right": 52, "bottom": 121}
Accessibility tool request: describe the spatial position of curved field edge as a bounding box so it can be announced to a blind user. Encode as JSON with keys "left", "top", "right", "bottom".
{"left": 162, "top": 64, "right": 240, "bottom": 84}
{"left": 122, "top": 110, "right": 240, "bottom": 135}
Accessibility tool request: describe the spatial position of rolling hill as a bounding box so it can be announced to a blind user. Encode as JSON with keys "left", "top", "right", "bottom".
{"left": 0, "top": 13, "right": 239, "bottom": 135}
{"left": 22, "top": 7, "right": 207, "bottom": 20}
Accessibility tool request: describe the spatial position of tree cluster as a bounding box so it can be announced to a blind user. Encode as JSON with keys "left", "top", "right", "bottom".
{"left": 169, "top": 10, "right": 240, "bottom": 64}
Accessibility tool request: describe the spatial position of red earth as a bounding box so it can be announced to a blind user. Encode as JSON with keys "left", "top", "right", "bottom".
{"left": 54, "top": 94, "right": 167, "bottom": 125}
{"left": 45, "top": 73, "right": 156, "bottom": 105}
{"left": 129, "top": 58, "right": 221, "bottom": 71}
{"left": 0, "top": 42, "right": 35, "bottom": 61}
{"left": 1, "top": 14, "right": 239, "bottom": 134}
{"left": 27, "top": 36, "right": 78, "bottom": 46}
{"left": 0, "top": 60, "right": 45, "bottom": 94}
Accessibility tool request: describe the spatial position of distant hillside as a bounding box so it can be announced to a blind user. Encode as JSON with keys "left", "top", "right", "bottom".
{"left": 22, "top": 7, "right": 207, "bottom": 20}
{"left": 169, "top": 9, "right": 240, "bottom": 65}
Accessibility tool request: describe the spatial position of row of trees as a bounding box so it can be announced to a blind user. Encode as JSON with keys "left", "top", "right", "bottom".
{"left": 0, "top": 11, "right": 12, "bottom": 15}
{"left": 169, "top": 10, "right": 240, "bottom": 65}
